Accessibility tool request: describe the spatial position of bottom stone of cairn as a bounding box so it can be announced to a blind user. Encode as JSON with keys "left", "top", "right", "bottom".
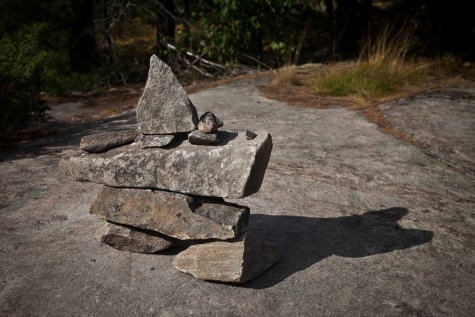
{"left": 89, "top": 186, "right": 281, "bottom": 283}
{"left": 173, "top": 233, "right": 281, "bottom": 283}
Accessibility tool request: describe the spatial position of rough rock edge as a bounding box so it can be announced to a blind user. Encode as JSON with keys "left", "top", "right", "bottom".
{"left": 136, "top": 55, "right": 198, "bottom": 134}
{"left": 90, "top": 186, "right": 250, "bottom": 240}
{"left": 60, "top": 131, "right": 273, "bottom": 199}
{"left": 173, "top": 233, "right": 281, "bottom": 283}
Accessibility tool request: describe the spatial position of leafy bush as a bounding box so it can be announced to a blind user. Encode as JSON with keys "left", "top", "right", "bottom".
{"left": 0, "top": 28, "right": 49, "bottom": 137}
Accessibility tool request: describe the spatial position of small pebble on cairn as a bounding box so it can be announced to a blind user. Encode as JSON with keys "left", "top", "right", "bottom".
{"left": 245, "top": 130, "right": 257, "bottom": 140}
{"left": 198, "top": 111, "right": 223, "bottom": 133}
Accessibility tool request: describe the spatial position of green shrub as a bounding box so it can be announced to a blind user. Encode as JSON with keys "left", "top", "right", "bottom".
{"left": 0, "top": 28, "right": 49, "bottom": 137}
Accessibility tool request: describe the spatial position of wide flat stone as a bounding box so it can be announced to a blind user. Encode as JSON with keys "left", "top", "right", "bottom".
{"left": 95, "top": 222, "right": 178, "bottom": 253}
{"left": 173, "top": 234, "right": 281, "bottom": 283}
{"left": 60, "top": 131, "right": 272, "bottom": 198}
{"left": 90, "top": 186, "right": 250, "bottom": 240}
{"left": 134, "top": 133, "right": 175, "bottom": 148}
{"left": 79, "top": 130, "right": 138, "bottom": 153}
{"left": 136, "top": 55, "right": 198, "bottom": 134}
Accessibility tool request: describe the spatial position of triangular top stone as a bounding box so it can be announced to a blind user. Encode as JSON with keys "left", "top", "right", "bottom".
{"left": 136, "top": 55, "right": 198, "bottom": 134}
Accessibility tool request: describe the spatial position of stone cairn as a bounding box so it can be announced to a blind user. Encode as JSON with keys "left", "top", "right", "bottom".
{"left": 60, "top": 55, "right": 280, "bottom": 283}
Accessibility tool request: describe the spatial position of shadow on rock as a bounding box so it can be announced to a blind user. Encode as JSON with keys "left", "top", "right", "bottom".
{"left": 0, "top": 111, "right": 138, "bottom": 163}
{"left": 242, "top": 208, "right": 433, "bottom": 289}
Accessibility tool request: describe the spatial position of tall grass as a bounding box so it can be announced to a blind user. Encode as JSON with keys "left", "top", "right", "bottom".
{"left": 313, "top": 21, "right": 429, "bottom": 103}
{"left": 358, "top": 20, "right": 419, "bottom": 67}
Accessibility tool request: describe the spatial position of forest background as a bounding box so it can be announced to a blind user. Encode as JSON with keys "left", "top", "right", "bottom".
{"left": 1, "top": 0, "right": 474, "bottom": 137}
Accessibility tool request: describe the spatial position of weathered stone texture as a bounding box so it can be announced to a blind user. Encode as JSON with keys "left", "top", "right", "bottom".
{"left": 173, "top": 234, "right": 280, "bottom": 283}
{"left": 134, "top": 133, "right": 175, "bottom": 148}
{"left": 95, "top": 222, "right": 177, "bottom": 253}
{"left": 136, "top": 55, "right": 198, "bottom": 134}
{"left": 188, "top": 130, "right": 219, "bottom": 145}
{"left": 198, "top": 112, "right": 223, "bottom": 133}
{"left": 60, "top": 131, "right": 273, "bottom": 198}
{"left": 245, "top": 130, "right": 257, "bottom": 140}
{"left": 90, "top": 186, "right": 250, "bottom": 240}
{"left": 79, "top": 130, "right": 138, "bottom": 153}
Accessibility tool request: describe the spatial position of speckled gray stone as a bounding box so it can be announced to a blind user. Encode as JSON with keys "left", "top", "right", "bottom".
{"left": 60, "top": 131, "right": 272, "bottom": 198}
{"left": 136, "top": 55, "right": 198, "bottom": 134}
{"left": 95, "top": 222, "right": 178, "bottom": 253}
{"left": 134, "top": 133, "right": 175, "bottom": 148}
{"left": 198, "top": 112, "right": 223, "bottom": 133}
{"left": 188, "top": 130, "right": 220, "bottom": 145}
{"left": 173, "top": 233, "right": 281, "bottom": 283}
{"left": 90, "top": 187, "right": 249, "bottom": 240}
{"left": 79, "top": 130, "right": 138, "bottom": 153}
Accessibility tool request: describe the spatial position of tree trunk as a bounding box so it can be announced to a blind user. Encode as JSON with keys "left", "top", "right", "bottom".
{"left": 156, "top": 0, "right": 175, "bottom": 61}
{"left": 102, "top": 0, "right": 116, "bottom": 64}
{"left": 69, "top": 0, "right": 100, "bottom": 72}
{"left": 335, "top": 0, "right": 359, "bottom": 57}
{"left": 359, "top": 0, "right": 373, "bottom": 36}
{"left": 183, "top": 0, "right": 190, "bottom": 49}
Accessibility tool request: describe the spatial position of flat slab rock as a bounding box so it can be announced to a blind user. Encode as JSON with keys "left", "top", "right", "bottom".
{"left": 95, "top": 222, "right": 178, "bottom": 253}
{"left": 60, "top": 131, "right": 272, "bottom": 199}
{"left": 173, "top": 234, "right": 281, "bottom": 283}
{"left": 90, "top": 186, "right": 250, "bottom": 240}
{"left": 79, "top": 130, "right": 138, "bottom": 153}
{"left": 136, "top": 55, "right": 198, "bottom": 134}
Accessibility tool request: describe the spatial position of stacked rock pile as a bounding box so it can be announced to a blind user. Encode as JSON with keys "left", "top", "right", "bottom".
{"left": 60, "top": 55, "right": 279, "bottom": 283}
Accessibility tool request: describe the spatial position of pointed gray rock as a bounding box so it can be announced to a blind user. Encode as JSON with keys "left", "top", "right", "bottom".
{"left": 188, "top": 130, "right": 219, "bottom": 145}
{"left": 198, "top": 112, "right": 223, "bottom": 133}
{"left": 135, "top": 133, "right": 175, "bottom": 148}
{"left": 136, "top": 55, "right": 198, "bottom": 134}
{"left": 90, "top": 186, "right": 250, "bottom": 240}
{"left": 95, "top": 222, "right": 178, "bottom": 253}
{"left": 173, "top": 234, "right": 281, "bottom": 283}
{"left": 60, "top": 131, "right": 273, "bottom": 199}
{"left": 79, "top": 130, "right": 138, "bottom": 153}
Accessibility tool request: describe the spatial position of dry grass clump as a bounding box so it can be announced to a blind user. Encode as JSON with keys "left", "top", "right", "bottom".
{"left": 274, "top": 65, "right": 299, "bottom": 85}
{"left": 313, "top": 21, "right": 430, "bottom": 105}
{"left": 261, "top": 21, "right": 474, "bottom": 148}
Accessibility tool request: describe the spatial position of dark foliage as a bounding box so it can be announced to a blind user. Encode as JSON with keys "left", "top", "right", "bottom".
{"left": 0, "top": 29, "right": 50, "bottom": 138}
